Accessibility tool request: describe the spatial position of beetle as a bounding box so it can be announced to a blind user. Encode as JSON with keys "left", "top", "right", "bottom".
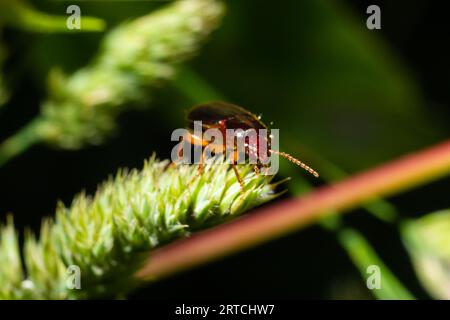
{"left": 177, "top": 101, "right": 319, "bottom": 192}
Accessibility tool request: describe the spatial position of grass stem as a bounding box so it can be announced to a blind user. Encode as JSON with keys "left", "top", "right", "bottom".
{"left": 0, "top": 118, "right": 42, "bottom": 167}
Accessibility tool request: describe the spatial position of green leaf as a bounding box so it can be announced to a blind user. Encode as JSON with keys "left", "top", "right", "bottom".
{"left": 402, "top": 210, "right": 450, "bottom": 299}
{"left": 339, "top": 228, "right": 415, "bottom": 300}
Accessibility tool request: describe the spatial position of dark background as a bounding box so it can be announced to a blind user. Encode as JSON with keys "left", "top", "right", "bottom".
{"left": 1, "top": 0, "right": 449, "bottom": 299}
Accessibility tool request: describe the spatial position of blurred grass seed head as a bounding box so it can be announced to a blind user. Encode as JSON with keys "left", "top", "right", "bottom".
{"left": 38, "top": 0, "right": 225, "bottom": 149}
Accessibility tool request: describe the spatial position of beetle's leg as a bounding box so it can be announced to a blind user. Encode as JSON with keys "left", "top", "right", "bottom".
{"left": 167, "top": 162, "right": 178, "bottom": 170}
{"left": 184, "top": 148, "right": 206, "bottom": 190}
{"left": 172, "top": 141, "right": 185, "bottom": 168}
{"left": 230, "top": 150, "right": 245, "bottom": 194}
{"left": 177, "top": 140, "right": 184, "bottom": 160}
{"left": 246, "top": 146, "right": 260, "bottom": 177}
{"left": 197, "top": 147, "right": 208, "bottom": 175}
{"left": 261, "top": 163, "right": 271, "bottom": 175}
{"left": 170, "top": 133, "right": 188, "bottom": 169}
{"left": 253, "top": 164, "right": 260, "bottom": 176}
{"left": 231, "top": 163, "right": 245, "bottom": 194}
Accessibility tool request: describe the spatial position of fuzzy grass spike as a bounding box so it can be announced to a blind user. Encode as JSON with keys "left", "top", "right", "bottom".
{"left": 0, "top": 157, "right": 276, "bottom": 299}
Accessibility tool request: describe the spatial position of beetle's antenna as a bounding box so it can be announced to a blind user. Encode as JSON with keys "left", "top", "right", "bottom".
{"left": 269, "top": 149, "right": 319, "bottom": 178}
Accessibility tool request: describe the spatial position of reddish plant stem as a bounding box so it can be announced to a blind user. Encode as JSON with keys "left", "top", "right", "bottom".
{"left": 137, "top": 140, "right": 450, "bottom": 280}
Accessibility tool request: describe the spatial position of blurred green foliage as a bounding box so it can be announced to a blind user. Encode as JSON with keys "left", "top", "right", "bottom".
{"left": 402, "top": 210, "right": 450, "bottom": 299}
{"left": 0, "top": 0, "right": 224, "bottom": 166}
{"left": 38, "top": 0, "right": 224, "bottom": 148}
{"left": 0, "top": 0, "right": 449, "bottom": 300}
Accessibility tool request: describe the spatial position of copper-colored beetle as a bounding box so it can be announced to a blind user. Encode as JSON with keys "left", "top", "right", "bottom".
{"left": 179, "top": 102, "right": 319, "bottom": 192}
